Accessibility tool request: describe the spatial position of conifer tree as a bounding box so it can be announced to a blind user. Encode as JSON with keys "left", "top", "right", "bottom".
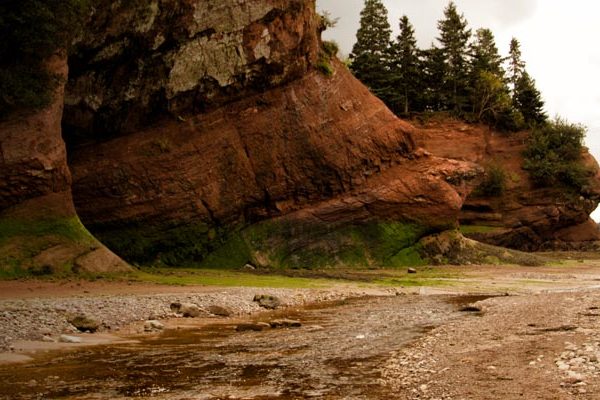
{"left": 506, "top": 37, "right": 546, "bottom": 126}
{"left": 507, "top": 37, "right": 525, "bottom": 93}
{"left": 350, "top": 0, "right": 392, "bottom": 101}
{"left": 389, "top": 15, "right": 421, "bottom": 114}
{"left": 468, "top": 28, "right": 514, "bottom": 127}
{"left": 437, "top": 1, "right": 471, "bottom": 112}
{"left": 514, "top": 71, "right": 547, "bottom": 125}
{"left": 421, "top": 45, "right": 446, "bottom": 111}
{"left": 470, "top": 28, "right": 504, "bottom": 77}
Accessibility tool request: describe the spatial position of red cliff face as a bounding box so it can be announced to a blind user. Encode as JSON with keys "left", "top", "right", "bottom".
{"left": 0, "top": 54, "right": 129, "bottom": 274}
{"left": 65, "top": 0, "right": 479, "bottom": 266}
{"left": 415, "top": 118, "right": 600, "bottom": 251}
{"left": 4, "top": 0, "right": 597, "bottom": 270}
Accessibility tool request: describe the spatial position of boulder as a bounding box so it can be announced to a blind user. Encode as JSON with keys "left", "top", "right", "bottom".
{"left": 179, "top": 303, "right": 201, "bottom": 318}
{"left": 68, "top": 314, "right": 100, "bottom": 333}
{"left": 207, "top": 305, "right": 232, "bottom": 317}
{"left": 144, "top": 320, "right": 165, "bottom": 332}
{"left": 253, "top": 295, "right": 281, "bottom": 310}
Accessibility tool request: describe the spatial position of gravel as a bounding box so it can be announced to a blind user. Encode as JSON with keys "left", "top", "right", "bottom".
{"left": 0, "top": 286, "right": 390, "bottom": 352}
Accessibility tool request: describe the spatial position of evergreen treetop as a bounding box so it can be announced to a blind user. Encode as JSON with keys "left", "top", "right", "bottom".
{"left": 507, "top": 37, "right": 525, "bottom": 92}
{"left": 351, "top": 0, "right": 392, "bottom": 59}
{"left": 437, "top": 1, "right": 472, "bottom": 112}
{"left": 350, "top": 0, "right": 393, "bottom": 101}
{"left": 389, "top": 15, "right": 421, "bottom": 114}
{"left": 514, "top": 71, "right": 547, "bottom": 126}
{"left": 470, "top": 28, "right": 504, "bottom": 77}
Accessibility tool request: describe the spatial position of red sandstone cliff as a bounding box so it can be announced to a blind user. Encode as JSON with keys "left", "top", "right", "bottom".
{"left": 2, "top": 0, "right": 598, "bottom": 271}
{"left": 415, "top": 118, "right": 600, "bottom": 251}
{"left": 64, "top": 0, "right": 479, "bottom": 266}
{"left": 0, "top": 54, "right": 129, "bottom": 273}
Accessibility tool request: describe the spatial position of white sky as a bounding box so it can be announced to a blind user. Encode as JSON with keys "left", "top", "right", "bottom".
{"left": 318, "top": 0, "right": 600, "bottom": 220}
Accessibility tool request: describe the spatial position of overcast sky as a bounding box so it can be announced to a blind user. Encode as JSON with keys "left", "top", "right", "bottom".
{"left": 318, "top": 0, "right": 600, "bottom": 219}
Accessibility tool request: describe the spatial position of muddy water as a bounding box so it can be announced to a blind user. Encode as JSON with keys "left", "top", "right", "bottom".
{"left": 0, "top": 295, "right": 489, "bottom": 399}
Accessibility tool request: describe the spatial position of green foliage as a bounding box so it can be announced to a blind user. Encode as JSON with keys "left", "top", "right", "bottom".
{"left": 0, "top": 0, "right": 90, "bottom": 116}
{"left": 437, "top": 1, "right": 471, "bottom": 112}
{"left": 346, "top": 2, "right": 545, "bottom": 131}
{"left": 322, "top": 40, "right": 340, "bottom": 58}
{"left": 420, "top": 46, "right": 447, "bottom": 111}
{"left": 470, "top": 29, "right": 504, "bottom": 77}
{"left": 388, "top": 15, "right": 422, "bottom": 114}
{"left": 316, "top": 53, "right": 335, "bottom": 77}
{"left": 316, "top": 41, "right": 339, "bottom": 77}
{"left": 507, "top": 38, "right": 546, "bottom": 126}
{"left": 523, "top": 118, "right": 589, "bottom": 190}
{"left": 473, "top": 163, "right": 507, "bottom": 197}
{"left": 514, "top": 71, "right": 547, "bottom": 126}
{"left": 507, "top": 37, "right": 525, "bottom": 92}
{"left": 350, "top": 0, "right": 393, "bottom": 100}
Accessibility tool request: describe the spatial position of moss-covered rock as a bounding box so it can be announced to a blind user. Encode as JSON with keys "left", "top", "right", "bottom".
{"left": 198, "top": 218, "right": 432, "bottom": 270}
{"left": 416, "top": 230, "right": 545, "bottom": 266}
{"left": 92, "top": 221, "right": 229, "bottom": 266}
{"left": 0, "top": 215, "right": 115, "bottom": 277}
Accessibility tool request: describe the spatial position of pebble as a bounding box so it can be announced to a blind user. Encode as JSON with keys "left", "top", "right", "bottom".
{"left": 269, "top": 319, "right": 302, "bottom": 329}
{"left": 1, "top": 288, "right": 320, "bottom": 351}
{"left": 59, "top": 335, "right": 82, "bottom": 343}
{"left": 144, "top": 320, "right": 165, "bottom": 332}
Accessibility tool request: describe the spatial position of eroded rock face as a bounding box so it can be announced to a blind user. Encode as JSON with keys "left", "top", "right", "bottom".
{"left": 0, "top": 54, "right": 129, "bottom": 274}
{"left": 64, "top": 0, "right": 319, "bottom": 140}
{"left": 0, "top": 55, "right": 71, "bottom": 211}
{"left": 415, "top": 119, "right": 600, "bottom": 251}
{"left": 64, "top": 0, "right": 480, "bottom": 266}
{"left": 69, "top": 59, "right": 480, "bottom": 265}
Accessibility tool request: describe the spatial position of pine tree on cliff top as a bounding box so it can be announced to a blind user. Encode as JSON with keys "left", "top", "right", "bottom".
{"left": 437, "top": 1, "right": 471, "bottom": 113}
{"left": 507, "top": 38, "right": 547, "bottom": 126}
{"left": 421, "top": 44, "right": 446, "bottom": 111}
{"left": 507, "top": 37, "right": 525, "bottom": 93}
{"left": 469, "top": 28, "right": 514, "bottom": 127}
{"left": 470, "top": 28, "right": 504, "bottom": 77}
{"left": 350, "top": 0, "right": 393, "bottom": 101}
{"left": 389, "top": 15, "right": 421, "bottom": 114}
{"left": 514, "top": 71, "right": 547, "bottom": 125}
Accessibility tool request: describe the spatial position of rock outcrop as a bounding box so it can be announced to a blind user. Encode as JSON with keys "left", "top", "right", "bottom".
{"left": 64, "top": 0, "right": 320, "bottom": 141}
{"left": 65, "top": 0, "right": 479, "bottom": 267}
{"left": 415, "top": 118, "right": 600, "bottom": 251}
{"left": 3, "top": 0, "right": 598, "bottom": 271}
{"left": 0, "top": 54, "right": 130, "bottom": 274}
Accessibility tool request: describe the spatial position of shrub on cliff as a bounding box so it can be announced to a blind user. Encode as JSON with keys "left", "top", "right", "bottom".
{"left": 0, "top": 0, "right": 90, "bottom": 117}
{"left": 473, "top": 164, "right": 507, "bottom": 197}
{"left": 523, "top": 118, "right": 589, "bottom": 190}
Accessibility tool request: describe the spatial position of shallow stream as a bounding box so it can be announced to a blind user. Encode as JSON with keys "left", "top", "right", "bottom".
{"left": 0, "top": 294, "right": 489, "bottom": 399}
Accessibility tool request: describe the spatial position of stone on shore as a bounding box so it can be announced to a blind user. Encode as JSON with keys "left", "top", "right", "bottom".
{"left": 59, "top": 335, "right": 82, "bottom": 343}
{"left": 68, "top": 314, "right": 100, "bottom": 332}
{"left": 253, "top": 294, "right": 281, "bottom": 310}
